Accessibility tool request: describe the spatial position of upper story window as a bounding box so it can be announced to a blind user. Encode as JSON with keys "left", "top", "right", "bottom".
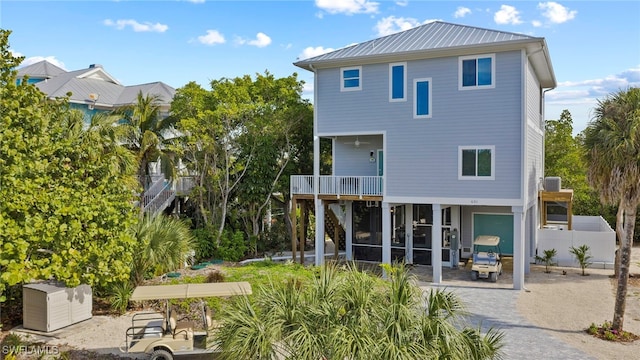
{"left": 413, "top": 78, "right": 432, "bottom": 119}
{"left": 458, "top": 146, "right": 495, "bottom": 180}
{"left": 389, "top": 62, "right": 406, "bottom": 101}
{"left": 341, "top": 66, "right": 362, "bottom": 91}
{"left": 459, "top": 54, "right": 495, "bottom": 90}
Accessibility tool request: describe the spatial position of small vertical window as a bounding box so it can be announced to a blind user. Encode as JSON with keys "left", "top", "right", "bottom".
{"left": 459, "top": 54, "right": 495, "bottom": 90}
{"left": 389, "top": 62, "right": 406, "bottom": 101}
{"left": 459, "top": 146, "right": 495, "bottom": 180}
{"left": 413, "top": 78, "right": 432, "bottom": 119}
{"left": 341, "top": 66, "right": 361, "bottom": 91}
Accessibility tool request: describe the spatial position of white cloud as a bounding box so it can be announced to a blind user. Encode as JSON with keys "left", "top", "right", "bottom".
{"left": 494, "top": 5, "right": 522, "bottom": 25}
{"left": 237, "top": 32, "right": 272, "bottom": 48}
{"left": 103, "top": 19, "right": 168, "bottom": 33}
{"left": 395, "top": 0, "right": 408, "bottom": 6}
{"left": 198, "top": 30, "right": 226, "bottom": 45}
{"left": 532, "top": 20, "right": 543, "bottom": 27}
{"left": 185, "top": 0, "right": 205, "bottom": 3}
{"left": 315, "top": 0, "right": 379, "bottom": 15}
{"left": 538, "top": 2, "right": 577, "bottom": 24}
{"left": 20, "top": 56, "right": 67, "bottom": 70}
{"left": 298, "top": 46, "right": 336, "bottom": 61}
{"left": 548, "top": 67, "right": 640, "bottom": 107}
{"left": 454, "top": 6, "right": 471, "bottom": 18}
{"left": 375, "top": 16, "right": 437, "bottom": 37}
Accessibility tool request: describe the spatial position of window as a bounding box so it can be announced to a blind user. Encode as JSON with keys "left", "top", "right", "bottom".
{"left": 413, "top": 78, "right": 432, "bottom": 119}
{"left": 458, "top": 146, "right": 495, "bottom": 180}
{"left": 389, "top": 62, "right": 406, "bottom": 101}
{"left": 341, "top": 66, "right": 361, "bottom": 91}
{"left": 459, "top": 54, "right": 495, "bottom": 90}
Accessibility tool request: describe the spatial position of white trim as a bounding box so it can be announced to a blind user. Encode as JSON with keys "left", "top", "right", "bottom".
{"left": 527, "top": 118, "right": 544, "bottom": 136}
{"left": 413, "top": 77, "right": 432, "bottom": 119}
{"left": 458, "top": 145, "right": 495, "bottom": 180}
{"left": 389, "top": 62, "right": 407, "bottom": 102}
{"left": 340, "top": 66, "right": 362, "bottom": 92}
{"left": 458, "top": 53, "right": 496, "bottom": 90}
{"left": 384, "top": 196, "right": 524, "bottom": 207}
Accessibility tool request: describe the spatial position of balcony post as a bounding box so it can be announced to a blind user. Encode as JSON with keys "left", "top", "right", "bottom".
{"left": 382, "top": 202, "right": 391, "bottom": 268}
{"left": 432, "top": 204, "right": 442, "bottom": 284}
{"left": 315, "top": 199, "right": 325, "bottom": 265}
{"left": 345, "top": 201, "right": 353, "bottom": 260}
{"left": 291, "top": 197, "right": 297, "bottom": 263}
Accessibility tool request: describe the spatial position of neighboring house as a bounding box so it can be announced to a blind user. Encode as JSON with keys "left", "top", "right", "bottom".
{"left": 17, "top": 61, "right": 188, "bottom": 216}
{"left": 290, "top": 21, "right": 557, "bottom": 290}
{"left": 16, "top": 61, "right": 175, "bottom": 121}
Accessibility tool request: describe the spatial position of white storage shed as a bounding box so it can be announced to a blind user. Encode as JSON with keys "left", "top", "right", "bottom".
{"left": 23, "top": 282, "right": 92, "bottom": 332}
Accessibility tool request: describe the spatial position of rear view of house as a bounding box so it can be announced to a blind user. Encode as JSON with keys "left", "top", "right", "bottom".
{"left": 290, "top": 21, "right": 557, "bottom": 290}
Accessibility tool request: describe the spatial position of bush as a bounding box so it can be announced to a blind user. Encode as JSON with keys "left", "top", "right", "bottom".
{"left": 109, "top": 281, "right": 134, "bottom": 314}
{"left": 216, "top": 230, "right": 247, "bottom": 262}
{"left": 192, "top": 226, "right": 217, "bottom": 262}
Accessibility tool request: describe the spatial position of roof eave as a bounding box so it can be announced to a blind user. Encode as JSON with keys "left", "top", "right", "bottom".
{"left": 294, "top": 38, "right": 547, "bottom": 70}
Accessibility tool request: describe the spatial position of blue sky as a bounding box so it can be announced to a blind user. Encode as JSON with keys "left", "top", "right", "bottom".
{"left": 1, "top": 0, "right": 639, "bottom": 134}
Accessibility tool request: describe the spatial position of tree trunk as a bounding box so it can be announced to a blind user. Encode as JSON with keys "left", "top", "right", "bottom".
{"left": 615, "top": 205, "right": 625, "bottom": 277}
{"left": 612, "top": 204, "right": 637, "bottom": 331}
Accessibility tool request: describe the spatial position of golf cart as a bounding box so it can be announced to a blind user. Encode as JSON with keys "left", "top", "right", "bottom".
{"left": 121, "top": 282, "right": 252, "bottom": 360}
{"left": 470, "top": 235, "right": 502, "bottom": 282}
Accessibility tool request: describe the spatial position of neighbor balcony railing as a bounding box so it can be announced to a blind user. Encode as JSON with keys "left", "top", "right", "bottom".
{"left": 291, "top": 175, "right": 383, "bottom": 197}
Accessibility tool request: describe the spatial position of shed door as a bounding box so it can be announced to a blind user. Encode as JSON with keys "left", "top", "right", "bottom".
{"left": 473, "top": 213, "right": 514, "bottom": 255}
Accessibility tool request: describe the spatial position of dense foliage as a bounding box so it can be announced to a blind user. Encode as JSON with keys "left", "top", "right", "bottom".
{"left": 0, "top": 30, "right": 139, "bottom": 301}
{"left": 214, "top": 263, "right": 504, "bottom": 360}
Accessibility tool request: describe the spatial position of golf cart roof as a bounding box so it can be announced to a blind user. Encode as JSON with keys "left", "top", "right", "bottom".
{"left": 130, "top": 282, "right": 252, "bottom": 301}
{"left": 473, "top": 235, "right": 500, "bottom": 246}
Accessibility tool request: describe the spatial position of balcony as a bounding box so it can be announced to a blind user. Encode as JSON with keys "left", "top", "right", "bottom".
{"left": 291, "top": 175, "right": 383, "bottom": 199}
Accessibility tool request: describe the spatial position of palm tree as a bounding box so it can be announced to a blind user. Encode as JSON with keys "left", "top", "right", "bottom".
{"left": 213, "top": 263, "right": 503, "bottom": 359}
{"left": 129, "top": 214, "right": 195, "bottom": 286}
{"left": 114, "top": 91, "right": 177, "bottom": 190}
{"left": 583, "top": 87, "right": 640, "bottom": 331}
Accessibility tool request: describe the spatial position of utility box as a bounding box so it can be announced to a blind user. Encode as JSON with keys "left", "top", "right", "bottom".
{"left": 23, "top": 282, "right": 92, "bottom": 332}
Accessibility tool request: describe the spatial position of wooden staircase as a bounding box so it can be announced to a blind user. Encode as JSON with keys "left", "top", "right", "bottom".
{"left": 325, "top": 205, "right": 346, "bottom": 251}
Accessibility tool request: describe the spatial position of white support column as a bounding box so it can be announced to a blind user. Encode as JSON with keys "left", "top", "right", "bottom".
{"left": 432, "top": 204, "right": 442, "bottom": 284}
{"left": 345, "top": 201, "right": 353, "bottom": 260}
{"left": 315, "top": 199, "right": 325, "bottom": 265}
{"left": 405, "top": 204, "right": 413, "bottom": 264}
{"left": 382, "top": 202, "right": 391, "bottom": 266}
{"left": 512, "top": 206, "right": 525, "bottom": 290}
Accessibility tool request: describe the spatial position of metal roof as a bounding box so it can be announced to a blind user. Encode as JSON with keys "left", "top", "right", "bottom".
{"left": 294, "top": 21, "right": 556, "bottom": 88}
{"left": 16, "top": 60, "right": 66, "bottom": 79}
{"left": 19, "top": 61, "right": 175, "bottom": 108}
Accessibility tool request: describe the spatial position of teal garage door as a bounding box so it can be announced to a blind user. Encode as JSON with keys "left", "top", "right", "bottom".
{"left": 473, "top": 213, "right": 514, "bottom": 255}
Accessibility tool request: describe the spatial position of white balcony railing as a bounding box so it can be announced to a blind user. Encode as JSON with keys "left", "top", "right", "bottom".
{"left": 291, "top": 175, "right": 383, "bottom": 197}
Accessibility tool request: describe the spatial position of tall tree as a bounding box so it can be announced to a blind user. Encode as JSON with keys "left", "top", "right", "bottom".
{"left": 583, "top": 87, "right": 640, "bottom": 331}
{"left": 114, "top": 92, "right": 177, "bottom": 189}
{"left": 0, "top": 30, "right": 138, "bottom": 301}
{"left": 545, "top": 110, "right": 603, "bottom": 216}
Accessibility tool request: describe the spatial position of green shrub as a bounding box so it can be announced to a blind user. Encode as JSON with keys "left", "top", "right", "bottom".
{"left": 535, "top": 248, "right": 557, "bottom": 273}
{"left": 569, "top": 244, "right": 593, "bottom": 276}
{"left": 109, "top": 281, "right": 134, "bottom": 314}
{"left": 192, "top": 226, "right": 217, "bottom": 262}
{"left": 216, "top": 230, "right": 247, "bottom": 262}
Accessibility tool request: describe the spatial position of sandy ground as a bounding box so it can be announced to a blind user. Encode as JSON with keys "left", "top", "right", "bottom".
{"left": 6, "top": 251, "right": 640, "bottom": 359}
{"left": 518, "top": 261, "right": 640, "bottom": 360}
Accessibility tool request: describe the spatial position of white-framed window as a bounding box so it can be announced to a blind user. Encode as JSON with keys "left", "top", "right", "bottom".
{"left": 458, "top": 146, "right": 495, "bottom": 180}
{"left": 389, "top": 62, "right": 406, "bottom": 102}
{"left": 413, "top": 77, "right": 432, "bottom": 119}
{"left": 458, "top": 54, "right": 495, "bottom": 90}
{"left": 341, "top": 66, "right": 362, "bottom": 91}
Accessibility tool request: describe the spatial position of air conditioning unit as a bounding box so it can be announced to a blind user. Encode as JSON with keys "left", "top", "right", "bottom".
{"left": 544, "top": 177, "right": 561, "bottom": 192}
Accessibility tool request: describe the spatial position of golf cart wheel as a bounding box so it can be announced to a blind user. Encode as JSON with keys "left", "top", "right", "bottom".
{"left": 471, "top": 271, "right": 478, "bottom": 281}
{"left": 490, "top": 272, "right": 498, "bottom": 283}
{"left": 150, "top": 349, "right": 173, "bottom": 360}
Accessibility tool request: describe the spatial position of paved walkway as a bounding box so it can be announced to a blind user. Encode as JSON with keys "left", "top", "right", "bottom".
{"left": 424, "top": 284, "right": 596, "bottom": 360}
